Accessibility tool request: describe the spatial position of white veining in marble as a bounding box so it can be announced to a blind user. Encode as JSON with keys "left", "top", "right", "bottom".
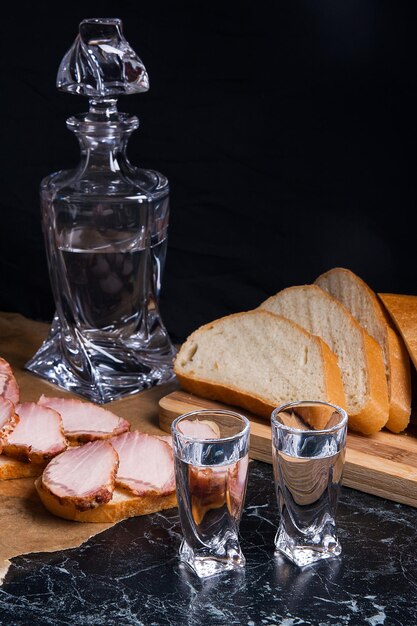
{"left": 0, "top": 462, "right": 415, "bottom": 626}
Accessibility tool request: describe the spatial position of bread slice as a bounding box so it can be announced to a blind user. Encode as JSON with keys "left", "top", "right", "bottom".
{"left": 315, "top": 268, "right": 411, "bottom": 433}
{"left": 379, "top": 293, "right": 417, "bottom": 371}
{"left": 174, "top": 309, "right": 346, "bottom": 429}
{"left": 0, "top": 454, "right": 44, "bottom": 480}
{"left": 35, "top": 477, "right": 177, "bottom": 522}
{"left": 260, "top": 285, "right": 389, "bottom": 434}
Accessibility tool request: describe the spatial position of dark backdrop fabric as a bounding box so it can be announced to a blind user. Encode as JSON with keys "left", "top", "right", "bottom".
{"left": 0, "top": 1, "right": 416, "bottom": 342}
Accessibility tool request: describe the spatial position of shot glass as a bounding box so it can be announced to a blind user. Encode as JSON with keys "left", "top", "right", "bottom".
{"left": 172, "top": 409, "right": 250, "bottom": 578}
{"left": 271, "top": 400, "right": 348, "bottom": 567}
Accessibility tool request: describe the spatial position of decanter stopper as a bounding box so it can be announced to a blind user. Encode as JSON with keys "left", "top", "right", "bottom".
{"left": 56, "top": 18, "right": 149, "bottom": 97}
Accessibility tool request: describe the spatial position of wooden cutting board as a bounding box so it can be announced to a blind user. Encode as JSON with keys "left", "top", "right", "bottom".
{"left": 159, "top": 390, "right": 417, "bottom": 508}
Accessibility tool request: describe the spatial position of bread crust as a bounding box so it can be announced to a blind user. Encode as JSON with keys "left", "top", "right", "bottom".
{"left": 316, "top": 267, "right": 392, "bottom": 328}
{"left": 378, "top": 293, "right": 417, "bottom": 368}
{"left": 35, "top": 478, "right": 177, "bottom": 522}
{"left": 261, "top": 284, "right": 390, "bottom": 433}
{"left": 317, "top": 341, "right": 347, "bottom": 422}
{"left": 385, "top": 326, "right": 411, "bottom": 433}
{"left": 315, "top": 268, "right": 411, "bottom": 432}
{"left": 0, "top": 455, "right": 44, "bottom": 480}
{"left": 175, "top": 310, "right": 347, "bottom": 427}
{"left": 347, "top": 333, "right": 389, "bottom": 435}
{"left": 175, "top": 371, "right": 278, "bottom": 418}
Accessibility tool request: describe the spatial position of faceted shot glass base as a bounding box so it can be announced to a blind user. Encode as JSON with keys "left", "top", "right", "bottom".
{"left": 179, "top": 540, "right": 245, "bottom": 579}
{"left": 275, "top": 527, "right": 341, "bottom": 567}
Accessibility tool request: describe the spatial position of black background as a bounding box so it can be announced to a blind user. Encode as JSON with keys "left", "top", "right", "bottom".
{"left": 1, "top": 1, "right": 416, "bottom": 342}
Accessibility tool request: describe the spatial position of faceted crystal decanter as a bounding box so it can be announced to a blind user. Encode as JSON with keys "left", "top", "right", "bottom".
{"left": 26, "top": 18, "right": 176, "bottom": 403}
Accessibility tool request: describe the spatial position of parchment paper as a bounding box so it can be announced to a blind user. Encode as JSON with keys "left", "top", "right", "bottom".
{"left": 0, "top": 312, "right": 178, "bottom": 583}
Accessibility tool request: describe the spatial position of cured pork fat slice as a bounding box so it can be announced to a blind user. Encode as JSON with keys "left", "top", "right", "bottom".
{"left": 110, "top": 431, "right": 175, "bottom": 496}
{"left": 38, "top": 395, "right": 130, "bottom": 443}
{"left": 156, "top": 419, "right": 220, "bottom": 448}
{"left": 0, "top": 396, "right": 18, "bottom": 452}
{"left": 177, "top": 419, "right": 221, "bottom": 439}
{"left": 41, "top": 441, "right": 118, "bottom": 511}
{"left": 0, "top": 357, "right": 19, "bottom": 404}
{"left": 3, "top": 402, "right": 68, "bottom": 463}
{"left": 157, "top": 434, "right": 173, "bottom": 447}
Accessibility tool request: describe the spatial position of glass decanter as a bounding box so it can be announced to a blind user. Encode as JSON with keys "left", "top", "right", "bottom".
{"left": 26, "top": 18, "right": 176, "bottom": 403}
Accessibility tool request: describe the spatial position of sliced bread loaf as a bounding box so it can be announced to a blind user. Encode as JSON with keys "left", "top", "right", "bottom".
{"left": 35, "top": 479, "right": 177, "bottom": 522}
{"left": 260, "top": 285, "right": 389, "bottom": 434}
{"left": 174, "top": 309, "right": 346, "bottom": 429}
{"left": 315, "top": 268, "right": 411, "bottom": 433}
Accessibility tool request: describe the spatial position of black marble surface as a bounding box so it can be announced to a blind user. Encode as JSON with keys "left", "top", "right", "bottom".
{"left": 0, "top": 461, "right": 416, "bottom": 626}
